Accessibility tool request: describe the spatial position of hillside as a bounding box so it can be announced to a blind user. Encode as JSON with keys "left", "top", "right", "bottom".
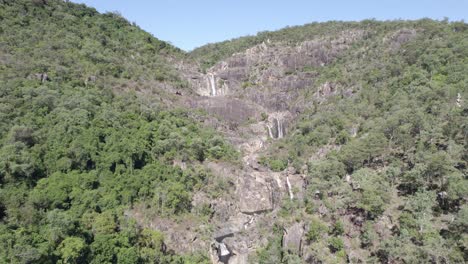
{"left": 0, "top": 1, "right": 234, "bottom": 263}
{"left": 0, "top": 1, "right": 467, "bottom": 264}
{"left": 185, "top": 19, "right": 467, "bottom": 263}
{"left": 0, "top": 0, "right": 189, "bottom": 96}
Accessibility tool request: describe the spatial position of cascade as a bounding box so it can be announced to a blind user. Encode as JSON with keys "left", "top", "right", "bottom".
{"left": 267, "top": 124, "right": 274, "bottom": 139}
{"left": 208, "top": 73, "right": 216, "bottom": 96}
{"left": 266, "top": 117, "right": 285, "bottom": 139}
{"left": 277, "top": 118, "right": 283, "bottom": 139}
{"left": 286, "top": 176, "right": 294, "bottom": 200}
{"left": 219, "top": 243, "right": 230, "bottom": 257}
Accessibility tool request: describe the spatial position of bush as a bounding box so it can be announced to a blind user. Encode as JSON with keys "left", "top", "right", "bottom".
{"left": 331, "top": 220, "right": 345, "bottom": 236}
{"left": 259, "top": 156, "right": 288, "bottom": 172}
{"left": 328, "top": 237, "right": 344, "bottom": 253}
{"left": 306, "top": 217, "right": 328, "bottom": 242}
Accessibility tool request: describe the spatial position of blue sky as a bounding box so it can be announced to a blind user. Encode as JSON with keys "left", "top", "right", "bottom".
{"left": 71, "top": 0, "right": 468, "bottom": 51}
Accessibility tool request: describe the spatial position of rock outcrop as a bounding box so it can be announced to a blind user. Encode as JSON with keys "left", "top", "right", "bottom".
{"left": 190, "top": 30, "right": 365, "bottom": 112}
{"left": 132, "top": 30, "right": 376, "bottom": 263}
{"left": 282, "top": 222, "right": 305, "bottom": 256}
{"left": 237, "top": 173, "right": 274, "bottom": 214}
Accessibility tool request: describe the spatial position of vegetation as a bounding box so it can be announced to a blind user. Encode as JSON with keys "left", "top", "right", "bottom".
{"left": 0, "top": 0, "right": 187, "bottom": 90}
{"left": 190, "top": 20, "right": 375, "bottom": 71}
{"left": 0, "top": 1, "right": 235, "bottom": 263}
{"left": 0, "top": 0, "right": 466, "bottom": 263}
{"left": 244, "top": 19, "right": 467, "bottom": 262}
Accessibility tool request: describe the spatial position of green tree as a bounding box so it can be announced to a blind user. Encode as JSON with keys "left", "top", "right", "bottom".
{"left": 351, "top": 168, "right": 390, "bottom": 218}
{"left": 306, "top": 217, "right": 328, "bottom": 242}
{"left": 57, "top": 237, "right": 87, "bottom": 264}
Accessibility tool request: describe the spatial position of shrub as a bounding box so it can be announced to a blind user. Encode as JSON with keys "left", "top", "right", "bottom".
{"left": 328, "top": 237, "right": 344, "bottom": 253}
{"left": 306, "top": 217, "right": 328, "bottom": 242}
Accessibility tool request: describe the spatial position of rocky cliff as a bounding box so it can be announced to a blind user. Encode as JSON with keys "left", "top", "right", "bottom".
{"left": 137, "top": 20, "right": 467, "bottom": 264}
{"left": 2, "top": 3, "right": 465, "bottom": 262}
{"left": 131, "top": 30, "right": 372, "bottom": 263}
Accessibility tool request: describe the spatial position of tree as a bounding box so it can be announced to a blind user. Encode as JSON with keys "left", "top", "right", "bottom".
{"left": 351, "top": 168, "right": 390, "bottom": 218}
{"left": 339, "top": 132, "right": 388, "bottom": 171}
{"left": 306, "top": 217, "right": 328, "bottom": 242}
{"left": 116, "top": 247, "right": 139, "bottom": 264}
{"left": 92, "top": 211, "right": 117, "bottom": 235}
{"left": 0, "top": 142, "right": 36, "bottom": 182}
{"left": 57, "top": 237, "right": 87, "bottom": 264}
{"left": 307, "top": 158, "right": 346, "bottom": 193}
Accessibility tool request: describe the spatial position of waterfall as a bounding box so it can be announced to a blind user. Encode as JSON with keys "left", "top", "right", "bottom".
{"left": 277, "top": 118, "right": 283, "bottom": 139}
{"left": 219, "top": 243, "right": 230, "bottom": 257}
{"left": 267, "top": 117, "right": 284, "bottom": 139}
{"left": 208, "top": 73, "right": 216, "bottom": 96}
{"left": 286, "top": 176, "right": 294, "bottom": 200}
{"left": 267, "top": 124, "right": 274, "bottom": 139}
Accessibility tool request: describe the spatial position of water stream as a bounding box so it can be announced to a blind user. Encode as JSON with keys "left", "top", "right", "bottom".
{"left": 277, "top": 118, "right": 283, "bottom": 139}
{"left": 209, "top": 73, "right": 216, "bottom": 96}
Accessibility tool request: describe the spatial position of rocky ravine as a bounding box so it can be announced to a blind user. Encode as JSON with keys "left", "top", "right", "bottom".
{"left": 174, "top": 33, "right": 361, "bottom": 263}
{"left": 129, "top": 29, "right": 415, "bottom": 263}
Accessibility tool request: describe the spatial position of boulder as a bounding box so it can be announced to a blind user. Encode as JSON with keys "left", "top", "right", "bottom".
{"left": 238, "top": 175, "right": 273, "bottom": 214}
{"left": 33, "top": 72, "right": 49, "bottom": 83}
{"left": 282, "top": 222, "right": 304, "bottom": 255}
{"left": 228, "top": 252, "right": 248, "bottom": 264}
{"left": 214, "top": 225, "right": 239, "bottom": 242}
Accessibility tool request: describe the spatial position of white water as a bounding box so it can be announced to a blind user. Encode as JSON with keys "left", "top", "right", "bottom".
{"left": 267, "top": 124, "right": 274, "bottom": 139}
{"left": 219, "top": 243, "right": 230, "bottom": 256}
{"left": 266, "top": 118, "right": 284, "bottom": 139}
{"left": 286, "top": 176, "right": 294, "bottom": 200}
{"left": 345, "top": 174, "right": 351, "bottom": 183}
{"left": 209, "top": 73, "right": 216, "bottom": 96}
{"left": 277, "top": 119, "right": 283, "bottom": 139}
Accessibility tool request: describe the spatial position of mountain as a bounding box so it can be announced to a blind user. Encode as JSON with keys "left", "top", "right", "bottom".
{"left": 0, "top": 1, "right": 234, "bottom": 263}
{"left": 0, "top": 1, "right": 467, "bottom": 264}
{"left": 184, "top": 19, "right": 467, "bottom": 264}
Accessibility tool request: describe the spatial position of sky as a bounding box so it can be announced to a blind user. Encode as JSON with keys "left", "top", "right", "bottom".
{"left": 71, "top": 0, "right": 468, "bottom": 51}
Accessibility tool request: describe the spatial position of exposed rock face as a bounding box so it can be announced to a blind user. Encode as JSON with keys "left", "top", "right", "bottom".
{"left": 237, "top": 173, "right": 274, "bottom": 214}
{"left": 31, "top": 72, "right": 49, "bottom": 83}
{"left": 125, "top": 207, "right": 210, "bottom": 255}
{"left": 387, "top": 28, "right": 418, "bottom": 50}
{"left": 190, "top": 30, "right": 365, "bottom": 111}
{"left": 85, "top": 75, "right": 96, "bottom": 86}
{"left": 183, "top": 31, "right": 367, "bottom": 141}
{"left": 211, "top": 242, "right": 232, "bottom": 264}
{"left": 190, "top": 97, "right": 259, "bottom": 123}
{"left": 216, "top": 242, "right": 231, "bottom": 263}
{"left": 226, "top": 253, "right": 248, "bottom": 264}
{"left": 314, "top": 81, "right": 338, "bottom": 102}
{"left": 283, "top": 222, "right": 305, "bottom": 255}
{"left": 132, "top": 30, "right": 374, "bottom": 262}
{"left": 309, "top": 145, "right": 341, "bottom": 161}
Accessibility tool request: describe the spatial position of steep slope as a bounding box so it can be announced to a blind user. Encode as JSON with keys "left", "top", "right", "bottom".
{"left": 190, "top": 21, "right": 374, "bottom": 71}
{"left": 184, "top": 20, "right": 467, "bottom": 263}
{"left": 0, "top": 0, "right": 189, "bottom": 99}
{"left": 0, "top": 1, "right": 234, "bottom": 263}
{"left": 1, "top": 1, "right": 467, "bottom": 263}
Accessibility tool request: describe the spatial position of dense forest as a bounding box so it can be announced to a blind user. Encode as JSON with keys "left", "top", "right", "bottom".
{"left": 0, "top": 0, "right": 467, "bottom": 264}
{"left": 0, "top": 1, "right": 234, "bottom": 263}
